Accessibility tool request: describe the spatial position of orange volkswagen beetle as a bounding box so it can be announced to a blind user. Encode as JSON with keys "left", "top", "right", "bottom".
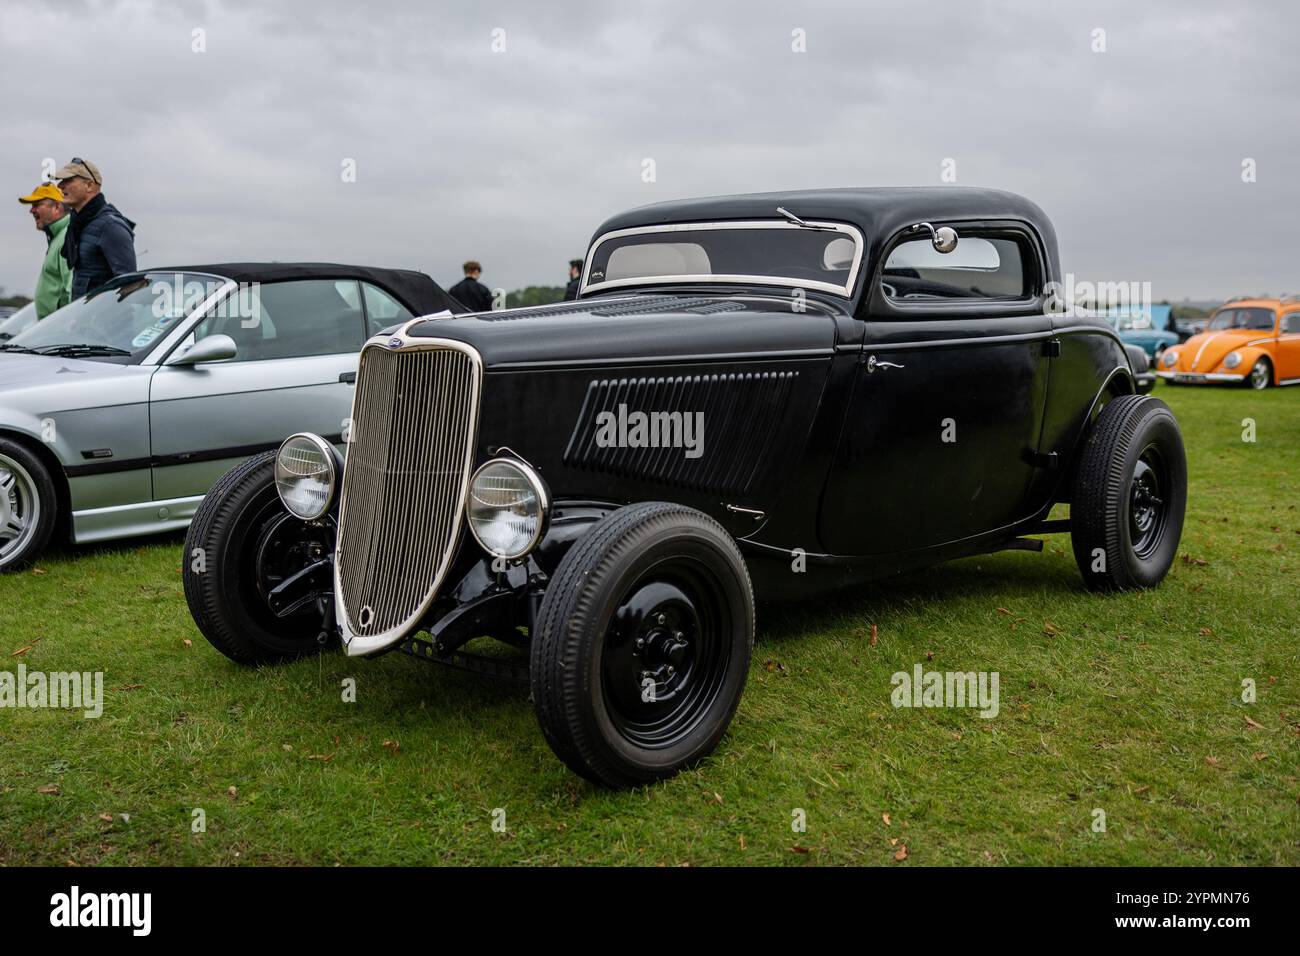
{"left": 1157, "top": 297, "right": 1300, "bottom": 389}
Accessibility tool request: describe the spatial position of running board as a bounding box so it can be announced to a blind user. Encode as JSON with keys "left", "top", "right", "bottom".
{"left": 996, "top": 538, "right": 1045, "bottom": 553}
{"left": 1029, "top": 519, "right": 1071, "bottom": 534}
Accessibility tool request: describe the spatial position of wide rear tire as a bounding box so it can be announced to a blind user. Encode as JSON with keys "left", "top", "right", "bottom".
{"left": 1071, "top": 395, "right": 1187, "bottom": 591}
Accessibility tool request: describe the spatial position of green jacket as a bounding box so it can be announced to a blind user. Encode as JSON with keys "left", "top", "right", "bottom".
{"left": 36, "top": 214, "right": 73, "bottom": 319}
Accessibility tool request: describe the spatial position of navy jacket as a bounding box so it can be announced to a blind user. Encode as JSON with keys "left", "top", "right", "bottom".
{"left": 448, "top": 276, "right": 493, "bottom": 313}
{"left": 63, "top": 193, "right": 137, "bottom": 297}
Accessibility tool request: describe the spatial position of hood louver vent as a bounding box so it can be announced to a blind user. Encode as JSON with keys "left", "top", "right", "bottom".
{"left": 563, "top": 370, "right": 799, "bottom": 496}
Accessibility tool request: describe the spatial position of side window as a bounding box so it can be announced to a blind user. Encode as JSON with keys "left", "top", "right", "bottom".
{"left": 362, "top": 282, "right": 414, "bottom": 335}
{"left": 1283, "top": 312, "right": 1300, "bottom": 334}
{"left": 881, "top": 233, "right": 1033, "bottom": 302}
{"left": 189, "top": 279, "right": 366, "bottom": 362}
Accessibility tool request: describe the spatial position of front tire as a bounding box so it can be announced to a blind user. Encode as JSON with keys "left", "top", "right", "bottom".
{"left": 182, "top": 451, "right": 332, "bottom": 665}
{"left": 530, "top": 502, "right": 754, "bottom": 788}
{"left": 1247, "top": 358, "right": 1271, "bottom": 390}
{"left": 0, "top": 439, "right": 58, "bottom": 572}
{"left": 1071, "top": 395, "right": 1187, "bottom": 590}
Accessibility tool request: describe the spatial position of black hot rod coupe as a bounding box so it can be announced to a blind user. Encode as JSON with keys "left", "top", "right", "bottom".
{"left": 183, "top": 187, "right": 1186, "bottom": 787}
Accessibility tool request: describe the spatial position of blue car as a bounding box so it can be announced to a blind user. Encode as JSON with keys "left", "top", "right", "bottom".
{"left": 1102, "top": 305, "right": 1180, "bottom": 361}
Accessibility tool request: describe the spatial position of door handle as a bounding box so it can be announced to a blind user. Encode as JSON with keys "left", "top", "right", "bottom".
{"left": 865, "top": 354, "right": 904, "bottom": 374}
{"left": 339, "top": 371, "right": 357, "bottom": 384}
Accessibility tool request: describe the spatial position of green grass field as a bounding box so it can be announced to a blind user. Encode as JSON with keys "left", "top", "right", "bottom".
{"left": 1, "top": 385, "right": 1296, "bottom": 865}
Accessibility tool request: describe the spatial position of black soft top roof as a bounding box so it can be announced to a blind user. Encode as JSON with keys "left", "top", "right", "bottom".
{"left": 138, "top": 262, "right": 467, "bottom": 316}
{"left": 591, "top": 186, "right": 1060, "bottom": 285}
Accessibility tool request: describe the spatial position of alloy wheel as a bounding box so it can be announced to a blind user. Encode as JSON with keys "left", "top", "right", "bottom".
{"left": 0, "top": 454, "right": 41, "bottom": 568}
{"left": 1250, "top": 360, "right": 1270, "bottom": 390}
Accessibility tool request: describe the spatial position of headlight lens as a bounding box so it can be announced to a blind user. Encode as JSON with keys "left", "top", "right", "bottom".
{"left": 1223, "top": 351, "right": 1242, "bottom": 369}
{"left": 274, "top": 433, "right": 338, "bottom": 520}
{"left": 1161, "top": 350, "right": 1178, "bottom": 367}
{"left": 467, "top": 458, "right": 549, "bottom": 560}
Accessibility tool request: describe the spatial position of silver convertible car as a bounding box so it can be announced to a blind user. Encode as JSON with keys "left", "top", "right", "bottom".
{"left": 0, "top": 263, "right": 463, "bottom": 570}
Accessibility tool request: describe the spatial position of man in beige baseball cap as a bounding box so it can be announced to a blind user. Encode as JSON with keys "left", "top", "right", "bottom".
{"left": 52, "top": 157, "right": 137, "bottom": 297}
{"left": 52, "top": 157, "right": 102, "bottom": 190}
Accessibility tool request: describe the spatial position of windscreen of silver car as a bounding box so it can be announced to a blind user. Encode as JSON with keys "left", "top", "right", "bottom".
{"left": 8, "top": 272, "right": 217, "bottom": 356}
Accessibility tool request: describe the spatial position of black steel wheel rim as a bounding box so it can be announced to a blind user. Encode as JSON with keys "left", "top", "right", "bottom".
{"left": 600, "top": 557, "right": 732, "bottom": 750}
{"left": 248, "top": 502, "right": 332, "bottom": 621}
{"left": 1128, "top": 444, "right": 1169, "bottom": 560}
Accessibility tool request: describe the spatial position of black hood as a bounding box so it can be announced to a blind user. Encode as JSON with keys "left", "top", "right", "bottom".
{"left": 403, "top": 293, "right": 838, "bottom": 368}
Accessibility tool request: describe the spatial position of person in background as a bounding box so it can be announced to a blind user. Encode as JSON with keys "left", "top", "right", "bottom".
{"left": 17, "top": 183, "right": 73, "bottom": 318}
{"left": 54, "top": 157, "right": 137, "bottom": 298}
{"left": 564, "top": 258, "right": 583, "bottom": 300}
{"left": 448, "top": 260, "right": 493, "bottom": 312}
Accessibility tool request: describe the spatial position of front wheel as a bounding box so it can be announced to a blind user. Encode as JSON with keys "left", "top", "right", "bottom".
{"left": 182, "top": 451, "right": 334, "bottom": 665}
{"left": 1071, "top": 395, "right": 1187, "bottom": 590}
{"left": 530, "top": 502, "right": 754, "bottom": 788}
{"left": 1247, "top": 358, "right": 1271, "bottom": 390}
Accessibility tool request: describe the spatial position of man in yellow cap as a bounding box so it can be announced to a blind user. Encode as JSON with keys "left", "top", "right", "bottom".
{"left": 17, "top": 183, "right": 73, "bottom": 318}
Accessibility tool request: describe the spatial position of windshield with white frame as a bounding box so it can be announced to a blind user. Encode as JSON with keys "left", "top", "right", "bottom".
{"left": 584, "top": 222, "right": 863, "bottom": 298}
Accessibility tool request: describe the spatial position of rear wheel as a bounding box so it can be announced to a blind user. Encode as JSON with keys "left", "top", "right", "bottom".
{"left": 530, "top": 502, "right": 754, "bottom": 788}
{"left": 0, "top": 439, "right": 57, "bottom": 572}
{"left": 1071, "top": 395, "right": 1187, "bottom": 590}
{"left": 183, "top": 452, "right": 333, "bottom": 664}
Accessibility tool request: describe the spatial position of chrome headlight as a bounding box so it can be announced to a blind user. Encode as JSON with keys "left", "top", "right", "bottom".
{"left": 466, "top": 458, "right": 549, "bottom": 560}
{"left": 274, "top": 433, "right": 339, "bottom": 520}
{"left": 1161, "top": 349, "right": 1178, "bottom": 368}
{"left": 1223, "top": 351, "right": 1242, "bottom": 369}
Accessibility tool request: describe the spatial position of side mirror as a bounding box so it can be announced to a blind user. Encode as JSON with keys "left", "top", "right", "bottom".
{"left": 167, "top": 334, "right": 237, "bottom": 366}
{"left": 910, "top": 222, "right": 959, "bottom": 254}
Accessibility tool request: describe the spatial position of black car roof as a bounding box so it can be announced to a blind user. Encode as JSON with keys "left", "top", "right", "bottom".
{"left": 134, "top": 262, "right": 467, "bottom": 316}
{"left": 590, "top": 186, "right": 1060, "bottom": 284}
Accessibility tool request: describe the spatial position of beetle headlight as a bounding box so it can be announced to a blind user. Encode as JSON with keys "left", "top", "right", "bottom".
{"left": 1161, "top": 350, "right": 1178, "bottom": 368}
{"left": 274, "top": 433, "right": 339, "bottom": 520}
{"left": 467, "top": 458, "right": 549, "bottom": 560}
{"left": 1223, "top": 351, "right": 1242, "bottom": 369}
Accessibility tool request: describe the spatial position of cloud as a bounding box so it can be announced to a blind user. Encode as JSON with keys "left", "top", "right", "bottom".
{"left": 0, "top": 0, "right": 1295, "bottom": 300}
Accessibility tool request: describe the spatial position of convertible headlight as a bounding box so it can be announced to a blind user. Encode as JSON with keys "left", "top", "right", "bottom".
{"left": 1161, "top": 350, "right": 1178, "bottom": 368}
{"left": 467, "top": 458, "right": 549, "bottom": 560}
{"left": 274, "top": 433, "right": 339, "bottom": 520}
{"left": 1223, "top": 351, "right": 1242, "bottom": 369}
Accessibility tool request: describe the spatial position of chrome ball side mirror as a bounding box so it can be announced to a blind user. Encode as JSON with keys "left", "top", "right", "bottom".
{"left": 912, "top": 222, "right": 959, "bottom": 254}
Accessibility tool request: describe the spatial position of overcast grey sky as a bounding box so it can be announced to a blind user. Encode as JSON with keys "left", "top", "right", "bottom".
{"left": 0, "top": 0, "right": 1294, "bottom": 302}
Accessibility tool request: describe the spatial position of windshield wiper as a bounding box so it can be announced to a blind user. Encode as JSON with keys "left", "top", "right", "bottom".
{"left": 32, "top": 343, "right": 131, "bottom": 357}
{"left": 775, "top": 206, "right": 837, "bottom": 231}
{"left": 0, "top": 343, "right": 36, "bottom": 353}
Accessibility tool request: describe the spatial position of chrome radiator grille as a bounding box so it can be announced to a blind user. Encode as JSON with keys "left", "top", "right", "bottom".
{"left": 335, "top": 342, "right": 481, "bottom": 640}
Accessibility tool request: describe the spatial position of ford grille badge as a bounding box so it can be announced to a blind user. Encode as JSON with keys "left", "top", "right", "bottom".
{"left": 387, "top": 336, "right": 402, "bottom": 349}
